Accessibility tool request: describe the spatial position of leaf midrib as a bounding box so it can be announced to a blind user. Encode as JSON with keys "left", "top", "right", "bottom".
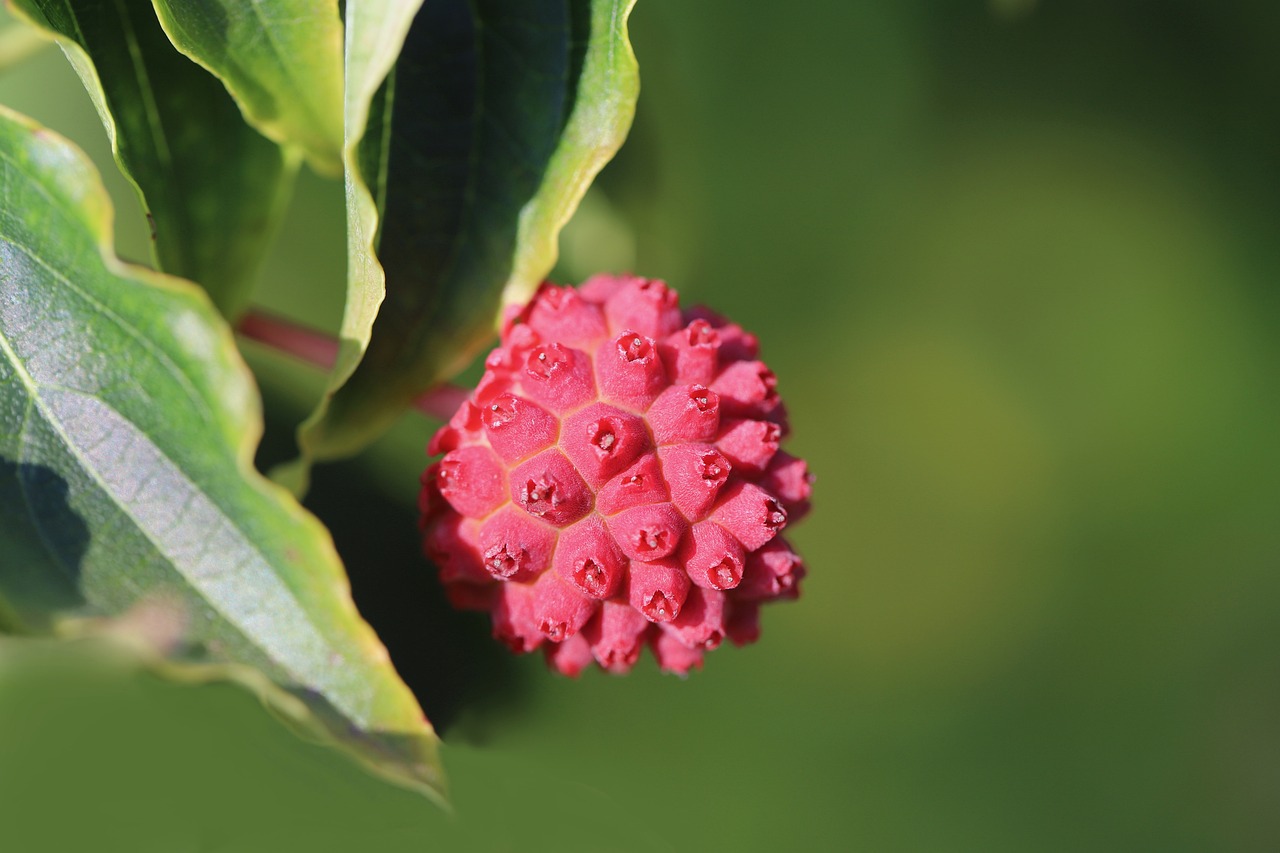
{"left": 0, "top": 171, "right": 207, "bottom": 420}
{"left": 0, "top": 202, "right": 339, "bottom": 708}
{"left": 112, "top": 0, "right": 175, "bottom": 173}
{"left": 1, "top": 313, "right": 342, "bottom": 711}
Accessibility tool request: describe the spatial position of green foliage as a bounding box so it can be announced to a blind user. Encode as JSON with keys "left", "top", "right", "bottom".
{"left": 0, "top": 0, "right": 641, "bottom": 807}
{"left": 4, "top": 1, "right": 1280, "bottom": 850}
{"left": 9, "top": 0, "right": 295, "bottom": 318}
{"left": 150, "top": 0, "right": 345, "bottom": 174}
{"left": 298, "top": 0, "right": 639, "bottom": 462}
{"left": 0, "top": 104, "right": 441, "bottom": 800}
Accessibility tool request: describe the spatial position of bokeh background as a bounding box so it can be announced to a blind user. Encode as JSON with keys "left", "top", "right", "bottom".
{"left": 3, "top": 1, "right": 1279, "bottom": 850}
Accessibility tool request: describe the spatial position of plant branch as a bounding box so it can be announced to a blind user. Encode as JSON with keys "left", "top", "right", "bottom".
{"left": 235, "top": 309, "right": 465, "bottom": 421}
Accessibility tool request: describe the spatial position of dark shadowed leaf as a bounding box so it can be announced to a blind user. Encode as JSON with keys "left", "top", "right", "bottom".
{"left": 0, "top": 106, "right": 443, "bottom": 802}
{"left": 9, "top": 0, "right": 294, "bottom": 319}
{"left": 296, "top": 0, "right": 639, "bottom": 463}
{"left": 150, "top": 0, "right": 345, "bottom": 174}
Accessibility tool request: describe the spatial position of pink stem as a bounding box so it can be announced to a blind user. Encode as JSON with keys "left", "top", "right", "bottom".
{"left": 414, "top": 383, "right": 470, "bottom": 422}
{"left": 235, "top": 309, "right": 466, "bottom": 422}
{"left": 237, "top": 309, "right": 338, "bottom": 370}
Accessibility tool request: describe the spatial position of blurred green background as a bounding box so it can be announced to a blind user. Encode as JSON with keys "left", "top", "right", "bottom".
{"left": 3, "top": 1, "right": 1279, "bottom": 850}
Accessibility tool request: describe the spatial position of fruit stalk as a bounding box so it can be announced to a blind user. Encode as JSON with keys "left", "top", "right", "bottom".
{"left": 235, "top": 309, "right": 465, "bottom": 421}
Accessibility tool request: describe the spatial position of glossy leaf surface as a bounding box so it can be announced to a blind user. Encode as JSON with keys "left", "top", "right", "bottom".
{"left": 150, "top": 0, "right": 345, "bottom": 174}
{"left": 0, "top": 106, "right": 442, "bottom": 801}
{"left": 298, "top": 0, "right": 639, "bottom": 461}
{"left": 10, "top": 0, "right": 294, "bottom": 318}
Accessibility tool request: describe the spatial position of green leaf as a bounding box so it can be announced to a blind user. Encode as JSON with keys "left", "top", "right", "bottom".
{"left": 9, "top": 0, "right": 295, "bottom": 320}
{"left": 150, "top": 0, "right": 345, "bottom": 175}
{"left": 0, "top": 105, "right": 443, "bottom": 802}
{"left": 297, "top": 0, "right": 639, "bottom": 462}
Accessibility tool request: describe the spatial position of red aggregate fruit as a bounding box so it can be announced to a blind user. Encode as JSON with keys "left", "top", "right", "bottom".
{"left": 421, "top": 275, "right": 812, "bottom": 675}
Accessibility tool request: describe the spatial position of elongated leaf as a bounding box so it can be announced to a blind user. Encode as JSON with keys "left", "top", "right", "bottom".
{"left": 333, "top": 0, "right": 423, "bottom": 419}
{"left": 298, "top": 0, "right": 639, "bottom": 462}
{"left": 151, "top": 0, "right": 345, "bottom": 175}
{"left": 9, "top": 0, "right": 294, "bottom": 319}
{"left": 0, "top": 105, "right": 443, "bottom": 801}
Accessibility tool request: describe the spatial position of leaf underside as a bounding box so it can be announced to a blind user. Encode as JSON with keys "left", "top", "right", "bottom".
{"left": 0, "top": 106, "right": 443, "bottom": 802}
{"left": 9, "top": 0, "right": 295, "bottom": 319}
{"left": 297, "top": 0, "right": 639, "bottom": 462}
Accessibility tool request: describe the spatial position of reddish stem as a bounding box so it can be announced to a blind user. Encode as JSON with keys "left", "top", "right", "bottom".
{"left": 237, "top": 309, "right": 338, "bottom": 370}
{"left": 235, "top": 309, "right": 466, "bottom": 422}
{"left": 417, "top": 383, "right": 470, "bottom": 422}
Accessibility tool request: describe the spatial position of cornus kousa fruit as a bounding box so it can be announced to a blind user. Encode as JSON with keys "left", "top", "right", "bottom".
{"left": 419, "top": 275, "right": 812, "bottom": 675}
